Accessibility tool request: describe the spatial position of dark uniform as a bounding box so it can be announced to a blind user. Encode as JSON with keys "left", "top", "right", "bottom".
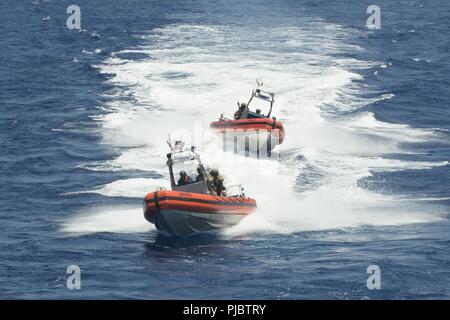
{"left": 234, "top": 103, "right": 248, "bottom": 120}
{"left": 195, "top": 167, "right": 204, "bottom": 182}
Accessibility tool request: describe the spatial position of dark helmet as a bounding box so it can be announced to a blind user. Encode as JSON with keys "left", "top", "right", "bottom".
{"left": 179, "top": 170, "right": 187, "bottom": 177}
{"left": 240, "top": 102, "right": 247, "bottom": 109}
{"left": 256, "top": 108, "right": 261, "bottom": 114}
{"left": 210, "top": 169, "right": 219, "bottom": 177}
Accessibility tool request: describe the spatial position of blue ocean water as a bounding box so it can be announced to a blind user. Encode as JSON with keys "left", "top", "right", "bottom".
{"left": 1, "top": 0, "right": 450, "bottom": 299}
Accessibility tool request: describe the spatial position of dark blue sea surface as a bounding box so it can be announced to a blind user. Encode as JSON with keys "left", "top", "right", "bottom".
{"left": 1, "top": 0, "right": 450, "bottom": 299}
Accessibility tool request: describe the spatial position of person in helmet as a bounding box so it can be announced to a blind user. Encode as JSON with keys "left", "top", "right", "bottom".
{"left": 234, "top": 102, "right": 249, "bottom": 120}
{"left": 195, "top": 166, "right": 205, "bottom": 182}
{"left": 207, "top": 169, "right": 226, "bottom": 196}
{"left": 177, "top": 170, "right": 191, "bottom": 185}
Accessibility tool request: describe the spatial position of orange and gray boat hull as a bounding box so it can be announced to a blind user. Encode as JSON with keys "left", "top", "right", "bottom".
{"left": 143, "top": 190, "right": 257, "bottom": 236}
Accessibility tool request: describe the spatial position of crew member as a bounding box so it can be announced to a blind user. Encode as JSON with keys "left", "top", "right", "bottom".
{"left": 177, "top": 170, "right": 191, "bottom": 185}
{"left": 234, "top": 102, "right": 249, "bottom": 120}
{"left": 207, "top": 169, "right": 226, "bottom": 196}
{"left": 195, "top": 167, "right": 204, "bottom": 182}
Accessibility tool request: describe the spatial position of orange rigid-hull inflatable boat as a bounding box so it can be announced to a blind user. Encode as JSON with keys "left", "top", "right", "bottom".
{"left": 144, "top": 190, "right": 256, "bottom": 236}
{"left": 210, "top": 81, "right": 285, "bottom": 151}
{"left": 143, "top": 142, "right": 257, "bottom": 236}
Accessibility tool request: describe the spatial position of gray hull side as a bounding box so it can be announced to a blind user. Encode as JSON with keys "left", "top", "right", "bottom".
{"left": 154, "top": 209, "right": 245, "bottom": 237}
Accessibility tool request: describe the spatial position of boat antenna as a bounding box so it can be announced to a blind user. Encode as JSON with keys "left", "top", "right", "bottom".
{"left": 167, "top": 134, "right": 173, "bottom": 151}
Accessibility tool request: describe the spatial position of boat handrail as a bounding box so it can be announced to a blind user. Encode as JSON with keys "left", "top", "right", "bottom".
{"left": 247, "top": 79, "right": 275, "bottom": 117}
{"left": 226, "top": 184, "right": 245, "bottom": 197}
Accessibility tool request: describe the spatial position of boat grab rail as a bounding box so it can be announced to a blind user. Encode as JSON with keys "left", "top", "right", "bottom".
{"left": 225, "top": 184, "right": 245, "bottom": 197}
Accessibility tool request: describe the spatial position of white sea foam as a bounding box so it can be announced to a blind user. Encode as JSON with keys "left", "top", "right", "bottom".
{"left": 61, "top": 207, "right": 153, "bottom": 234}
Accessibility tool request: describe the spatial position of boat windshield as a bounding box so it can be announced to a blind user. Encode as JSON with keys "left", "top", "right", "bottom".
{"left": 172, "top": 158, "right": 202, "bottom": 185}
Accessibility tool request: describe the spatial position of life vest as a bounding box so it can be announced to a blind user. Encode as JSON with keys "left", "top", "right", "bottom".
{"left": 178, "top": 175, "right": 190, "bottom": 185}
